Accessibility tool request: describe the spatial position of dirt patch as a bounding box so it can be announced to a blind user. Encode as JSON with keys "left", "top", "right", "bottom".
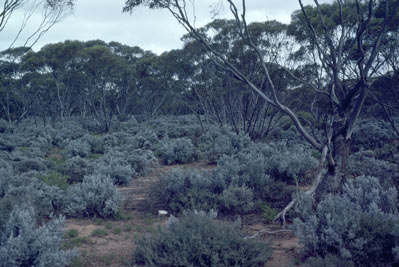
{"left": 241, "top": 215, "right": 303, "bottom": 267}
{"left": 64, "top": 210, "right": 166, "bottom": 267}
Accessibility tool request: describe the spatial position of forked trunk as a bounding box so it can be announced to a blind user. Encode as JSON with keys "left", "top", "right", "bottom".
{"left": 314, "top": 133, "right": 351, "bottom": 201}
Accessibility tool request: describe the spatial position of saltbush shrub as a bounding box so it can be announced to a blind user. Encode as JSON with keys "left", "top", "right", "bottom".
{"left": 0, "top": 170, "right": 64, "bottom": 225}
{"left": 0, "top": 136, "right": 15, "bottom": 152}
{"left": 0, "top": 119, "right": 9, "bottom": 133}
{"left": 198, "top": 126, "right": 251, "bottom": 164}
{"left": 64, "top": 174, "right": 121, "bottom": 217}
{"left": 148, "top": 167, "right": 260, "bottom": 216}
{"left": 351, "top": 119, "right": 395, "bottom": 151}
{"left": 0, "top": 205, "right": 77, "bottom": 267}
{"left": 76, "top": 116, "right": 103, "bottom": 132}
{"left": 131, "top": 129, "right": 159, "bottom": 150}
{"left": 294, "top": 176, "right": 399, "bottom": 266}
{"left": 62, "top": 156, "right": 92, "bottom": 184}
{"left": 37, "top": 171, "right": 69, "bottom": 190}
{"left": 144, "top": 115, "right": 203, "bottom": 139}
{"left": 347, "top": 150, "right": 398, "bottom": 180}
{"left": 214, "top": 152, "right": 271, "bottom": 199}
{"left": 132, "top": 211, "right": 270, "bottom": 266}
{"left": 157, "top": 137, "right": 197, "bottom": 165}
{"left": 6, "top": 176, "right": 64, "bottom": 218}
{"left": 255, "top": 142, "right": 318, "bottom": 184}
{"left": 304, "top": 255, "right": 355, "bottom": 267}
{"left": 64, "top": 139, "right": 91, "bottom": 158}
{"left": 13, "top": 158, "right": 47, "bottom": 173}
{"left": 124, "top": 149, "right": 157, "bottom": 176}
{"left": 147, "top": 169, "right": 218, "bottom": 214}
{"left": 93, "top": 150, "right": 134, "bottom": 185}
{"left": 58, "top": 120, "right": 88, "bottom": 140}
{"left": 219, "top": 185, "right": 255, "bottom": 215}
{"left": 91, "top": 134, "right": 118, "bottom": 154}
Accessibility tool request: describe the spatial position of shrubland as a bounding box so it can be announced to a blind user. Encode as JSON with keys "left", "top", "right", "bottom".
{"left": 0, "top": 114, "right": 397, "bottom": 266}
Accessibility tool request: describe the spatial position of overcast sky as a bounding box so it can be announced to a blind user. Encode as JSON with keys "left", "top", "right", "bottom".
{"left": 0, "top": 0, "right": 317, "bottom": 54}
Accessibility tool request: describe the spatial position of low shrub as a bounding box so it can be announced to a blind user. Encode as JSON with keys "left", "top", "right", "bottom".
{"left": 198, "top": 126, "right": 251, "bottom": 164}
{"left": 38, "top": 171, "right": 69, "bottom": 190}
{"left": 351, "top": 119, "right": 395, "bottom": 151}
{"left": 91, "top": 134, "right": 118, "bottom": 154}
{"left": 14, "top": 158, "right": 47, "bottom": 173}
{"left": 0, "top": 119, "right": 9, "bottom": 133}
{"left": 1, "top": 172, "right": 64, "bottom": 219}
{"left": 256, "top": 142, "right": 318, "bottom": 184}
{"left": 64, "top": 174, "right": 121, "bottom": 218}
{"left": 294, "top": 175, "right": 399, "bottom": 266}
{"left": 0, "top": 158, "right": 11, "bottom": 169}
{"left": 258, "top": 202, "right": 278, "bottom": 223}
{"left": 62, "top": 156, "right": 92, "bottom": 184}
{"left": 144, "top": 115, "right": 203, "bottom": 139}
{"left": 132, "top": 211, "right": 270, "bottom": 266}
{"left": 147, "top": 169, "right": 218, "bottom": 214}
{"left": 131, "top": 129, "right": 159, "bottom": 150}
{"left": 219, "top": 185, "right": 255, "bottom": 215}
{"left": 64, "top": 138, "right": 91, "bottom": 158}
{"left": 157, "top": 137, "right": 197, "bottom": 165}
{"left": 214, "top": 152, "right": 271, "bottom": 199}
{"left": 57, "top": 120, "right": 87, "bottom": 140}
{"left": 0, "top": 205, "right": 77, "bottom": 267}
{"left": 347, "top": 150, "right": 398, "bottom": 179}
{"left": 93, "top": 151, "right": 134, "bottom": 185}
{"left": 304, "top": 255, "right": 355, "bottom": 267}
{"left": 124, "top": 149, "right": 157, "bottom": 176}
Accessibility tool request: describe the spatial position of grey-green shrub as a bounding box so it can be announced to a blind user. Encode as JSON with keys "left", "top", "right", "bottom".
{"left": 14, "top": 158, "right": 47, "bottom": 173}
{"left": 0, "top": 171, "right": 64, "bottom": 220}
{"left": 294, "top": 175, "right": 399, "bottom": 266}
{"left": 64, "top": 138, "right": 91, "bottom": 158}
{"left": 144, "top": 115, "right": 202, "bottom": 139}
{"left": 131, "top": 129, "right": 160, "bottom": 150}
{"left": 93, "top": 150, "right": 134, "bottom": 185}
{"left": 304, "top": 255, "right": 355, "bottom": 267}
{"left": 199, "top": 126, "right": 251, "bottom": 164}
{"left": 124, "top": 149, "right": 157, "bottom": 176}
{"left": 352, "top": 119, "right": 395, "bottom": 151}
{"left": 347, "top": 150, "right": 398, "bottom": 179}
{"left": 256, "top": 142, "right": 318, "bottom": 184}
{"left": 0, "top": 119, "right": 9, "bottom": 133}
{"left": 0, "top": 205, "right": 77, "bottom": 267}
{"left": 64, "top": 174, "right": 121, "bottom": 217}
{"left": 147, "top": 169, "right": 218, "bottom": 214}
{"left": 62, "top": 156, "right": 92, "bottom": 184}
{"left": 157, "top": 137, "right": 197, "bottom": 165}
{"left": 132, "top": 211, "right": 270, "bottom": 266}
{"left": 219, "top": 185, "right": 255, "bottom": 215}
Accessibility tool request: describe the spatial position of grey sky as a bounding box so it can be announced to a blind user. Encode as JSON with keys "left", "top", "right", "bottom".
{"left": 0, "top": 0, "right": 313, "bottom": 54}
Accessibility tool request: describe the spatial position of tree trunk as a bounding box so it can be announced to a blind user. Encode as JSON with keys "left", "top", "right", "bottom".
{"left": 315, "top": 126, "right": 351, "bottom": 200}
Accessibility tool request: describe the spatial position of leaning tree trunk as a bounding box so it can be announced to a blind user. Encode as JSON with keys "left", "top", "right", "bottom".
{"left": 314, "top": 130, "right": 351, "bottom": 201}
{"left": 274, "top": 121, "right": 353, "bottom": 226}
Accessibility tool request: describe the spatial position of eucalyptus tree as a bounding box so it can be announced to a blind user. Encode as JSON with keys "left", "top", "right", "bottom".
{"left": 179, "top": 19, "right": 297, "bottom": 138}
{"left": 79, "top": 42, "right": 126, "bottom": 132}
{"left": 0, "top": 0, "right": 75, "bottom": 49}
{"left": 133, "top": 50, "right": 190, "bottom": 119}
{"left": 0, "top": 47, "right": 29, "bottom": 123}
{"left": 124, "top": 0, "right": 399, "bottom": 223}
{"left": 21, "top": 41, "right": 86, "bottom": 125}
{"left": 108, "top": 41, "right": 150, "bottom": 120}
